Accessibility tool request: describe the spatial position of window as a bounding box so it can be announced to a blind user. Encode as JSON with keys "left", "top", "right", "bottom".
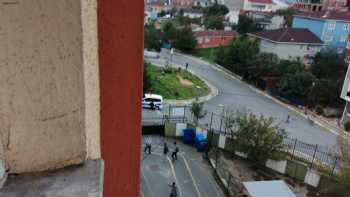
{"left": 323, "top": 32, "right": 333, "bottom": 42}
{"left": 198, "top": 37, "right": 203, "bottom": 44}
{"left": 328, "top": 21, "right": 336, "bottom": 30}
{"left": 341, "top": 34, "right": 348, "bottom": 42}
{"left": 344, "top": 23, "right": 350, "bottom": 31}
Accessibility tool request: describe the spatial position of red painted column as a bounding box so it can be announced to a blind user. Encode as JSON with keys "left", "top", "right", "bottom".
{"left": 98, "top": 0, "right": 143, "bottom": 197}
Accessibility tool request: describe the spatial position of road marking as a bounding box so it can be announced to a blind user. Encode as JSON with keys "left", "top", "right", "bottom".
{"left": 180, "top": 154, "right": 203, "bottom": 197}
{"left": 166, "top": 156, "right": 183, "bottom": 197}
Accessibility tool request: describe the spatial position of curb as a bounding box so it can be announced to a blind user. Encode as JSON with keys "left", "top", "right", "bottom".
{"left": 146, "top": 59, "right": 219, "bottom": 106}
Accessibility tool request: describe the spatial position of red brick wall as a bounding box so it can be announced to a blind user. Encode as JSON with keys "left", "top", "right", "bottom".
{"left": 98, "top": 0, "right": 143, "bottom": 197}
{"left": 196, "top": 36, "right": 234, "bottom": 49}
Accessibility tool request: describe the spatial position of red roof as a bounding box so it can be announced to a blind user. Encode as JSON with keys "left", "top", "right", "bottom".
{"left": 295, "top": 10, "right": 350, "bottom": 22}
{"left": 248, "top": 0, "right": 273, "bottom": 4}
{"left": 248, "top": 28, "right": 323, "bottom": 44}
{"left": 194, "top": 30, "right": 236, "bottom": 37}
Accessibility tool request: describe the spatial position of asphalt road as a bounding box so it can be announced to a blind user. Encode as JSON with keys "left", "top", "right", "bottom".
{"left": 145, "top": 49, "right": 339, "bottom": 150}
{"left": 141, "top": 136, "right": 224, "bottom": 197}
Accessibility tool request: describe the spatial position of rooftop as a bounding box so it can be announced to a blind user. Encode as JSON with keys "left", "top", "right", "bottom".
{"left": 294, "top": 10, "right": 350, "bottom": 22}
{"left": 243, "top": 180, "right": 296, "bottom": 197}
{"left": 248, "top": 0, "right": 274, "bottom": 4}
{"left": 194, "top": 30, "right": 236, "bottom": 37}
{"left": 248, "top": 28, "right": 323, "bottom": 44}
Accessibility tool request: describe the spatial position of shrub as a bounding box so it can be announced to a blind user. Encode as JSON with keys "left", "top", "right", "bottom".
{"left": 344, "top": 122, "right": 350, "bottom": 131}
{"left": 315, "top": 105, "right": 324, "bottom": 115}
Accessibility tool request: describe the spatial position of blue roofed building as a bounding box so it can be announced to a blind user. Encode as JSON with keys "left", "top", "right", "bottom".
{"left": 292, "top": 10, "right": 350, "bottom": 54}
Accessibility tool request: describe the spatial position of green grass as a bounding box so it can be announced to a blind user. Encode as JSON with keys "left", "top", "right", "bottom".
{"left": 146, "top": 64, "right": 210, "bottom": 100}
{"left": 195, "top": 48, "right": 218, "bottom": 63}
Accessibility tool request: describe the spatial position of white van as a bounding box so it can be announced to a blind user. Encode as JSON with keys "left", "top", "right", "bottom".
{"left": 142, "top": 94, "right": 163, "bottom": 110}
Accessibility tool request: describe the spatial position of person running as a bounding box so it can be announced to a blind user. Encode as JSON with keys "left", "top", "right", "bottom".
{"left": 144, "top": 136, "right": 152, "bottom": 154}
{"left": 171, "top": 142, "right": 179, "bottom": 161}
{"left": 163, "top": 142, "right": 169, "bottom": 155}
{"left": 169, "top": 182, "right": 178, "bottom": 197}
{"left": 286, "top": 114, "right": 290, "bottom": 123}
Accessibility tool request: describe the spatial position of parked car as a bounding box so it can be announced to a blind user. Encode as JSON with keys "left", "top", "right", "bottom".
{"left": 142, "top": 94, "right": 163, "bottom": 110}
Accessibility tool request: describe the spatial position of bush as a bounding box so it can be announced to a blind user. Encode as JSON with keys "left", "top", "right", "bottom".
{"left": 315, "top": 105, "right": 324, "bottom": 115}
{"left": 344, "top": 122, "right": 350, "bottom": 131}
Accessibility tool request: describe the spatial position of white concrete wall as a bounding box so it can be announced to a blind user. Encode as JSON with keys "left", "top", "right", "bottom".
{"left": 218, "top": 134, "right": 226, "bottom": 149}
{"left": 0, "top": 0, "right": 101, "bottom": 173}
{"left": 259, "top": 40, "right": 324, "bottom": 60}
{"left": 265, "top": 159, "right": 287, "bottom": 174}
{"left": 176, "top": 123, "right": 187, "bottom": 136}
{"left": 304, "top": 169, "right": 321, "bottom": 187}
{"left": 81, "top": 0, "right": 100, "bottom": 160}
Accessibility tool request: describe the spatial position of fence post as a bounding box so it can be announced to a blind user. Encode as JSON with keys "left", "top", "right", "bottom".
{"left": 331, "top": 156, "right": 338, "bottom": 176}
{"left": 209, "top": 112, "right": 213, "bottom": 131}
{"left": 310, "top": 145, "right": 318, "bottom": 169}
{"left": 227, "top": 173, "right": 232, "bottom": 195}
{"left": 219, "top": 116, "right": 223, "bottom": 133}
{"left": 215, "top": 148, "right": 219, "bottom": 169}
{"left": 183, "top": 105, "right": 186, "bottom": 123}
{"left": 291, "top": 138, "right": 297, "bottom": 160}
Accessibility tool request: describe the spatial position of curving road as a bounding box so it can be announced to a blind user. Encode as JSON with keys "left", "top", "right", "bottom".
{"left": 145, "top": 49, "right": 339, "bottom": 150}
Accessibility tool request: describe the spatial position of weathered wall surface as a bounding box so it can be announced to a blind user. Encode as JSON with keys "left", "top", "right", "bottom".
{"left": 81, "top": 0, "right": 101, "bottom": 160}
{"left": 0, "top": 0, "right": 86, "bottom": 173}
{"left": 98, "top": 0, "right": 143, "bottom": 196}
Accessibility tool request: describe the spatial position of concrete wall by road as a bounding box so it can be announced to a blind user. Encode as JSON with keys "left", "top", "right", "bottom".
{"left": 0, "top": 0, "right": 101, "bottom": 173}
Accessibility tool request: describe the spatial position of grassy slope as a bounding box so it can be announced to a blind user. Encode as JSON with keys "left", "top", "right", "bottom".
{"left": 147, "top": 64, "right": 210, "bottom": 99}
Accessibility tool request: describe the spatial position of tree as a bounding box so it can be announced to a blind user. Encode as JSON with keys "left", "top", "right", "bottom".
{"left": 276, "top": 8, "right": 299, "bottom": 27}
{"left": 277, "top": 71, "right": 316, "bottom": 102}
{"left": 223, "top": 36, "right": 259, "bottom": 74}
{"left": 144, "top": 24, "right": 162, "bottom": 51}
{"left": 163, "top": 22, "right": 177, "bottom": 41}
{"left": 227, "top": 111, "right": 287, "bottom": 163}
{"left": 311, "top": 49, "right": 346, "bottom": 80}
{"left": 323, "top": 134, "right": 350, "bottom": 197}
{"left": 237, "top": 15, "right": 261, "bottom": 34}
{"left": 143, "top": 62, "right": 153, "bottom": 93}
{"left": 204, "top": 15, "right": 225, "bottom": 30}
{"left": 191, "top": 99, "right": 207, "bottom": 126}
{"left": 203, "top": 3, "right": 229, "bottom": 17}
{"left": 173, "top": 27, "right": 197, "bottom": 52}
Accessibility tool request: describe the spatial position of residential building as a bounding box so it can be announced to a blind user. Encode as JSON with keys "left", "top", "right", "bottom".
{"left": 194, "top": 0, "right": 213, "bottom": 7}
{"left": 341, "top": 66, "right": 350, "bottom": 123}
{"left": 325, "top": 0, "right": 349, "bottom": 11}
{"left": 246, "top": 11, "right": 285, "bottom": 30}
{"left": 293, "top": 0, "right": 325, "bottom": 12}
{"left": 172, "top": 0, "right": 195, "bottom": 8}
{"left": 243, "top": 0, "right": 276, "bottom": 12}
{"left": 292, "top": 10, "right": 350, "bottom": 53}
{"left": 194, "top": 30, "right": 236, "bottom": 48}
{"left": 225, "top": 10, "right": 240, "bottom": 24}
{"left": 243, "top": 0, "right": 288, "bottom": 12}
{"left": 248, "top": 28, "right": 324, "bottom": 60}
{"left": 0, "top": 0, "right": 143, "bottom": 197}
{"left": 183, "top": 9, "right": 204, "bottom": 18}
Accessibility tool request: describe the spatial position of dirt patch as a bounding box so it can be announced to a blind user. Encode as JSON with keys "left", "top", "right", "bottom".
{"left": 213, "top": 151, "right": 313, "bottom": 197}
{"left": 177, "top": 75, "right": 193, "bottom": 86}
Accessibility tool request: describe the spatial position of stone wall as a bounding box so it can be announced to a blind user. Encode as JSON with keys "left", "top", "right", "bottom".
{"left": 0, "top": 0, "right": 93, "bottom": 173}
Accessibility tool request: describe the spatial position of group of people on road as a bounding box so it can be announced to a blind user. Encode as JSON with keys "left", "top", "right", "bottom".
{"left": 143, "top": 136, "right": 180, "bottom": 196}
{"left": 143, "top": 136, "right": 179, "bottom": 161}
